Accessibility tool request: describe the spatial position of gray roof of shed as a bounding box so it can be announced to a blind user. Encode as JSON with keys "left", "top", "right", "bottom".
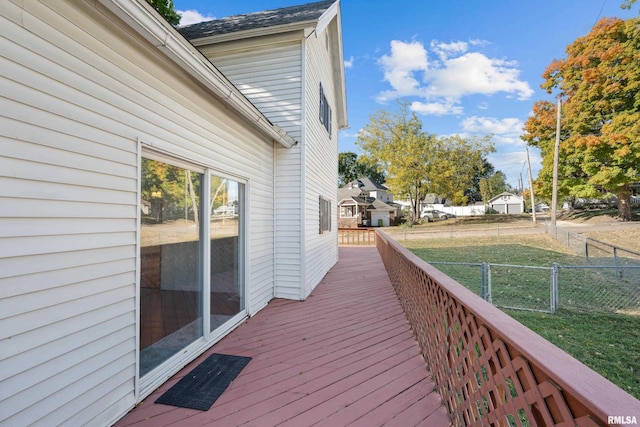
{"left": 178, "top": 0, "right": 335, "bottom": 40}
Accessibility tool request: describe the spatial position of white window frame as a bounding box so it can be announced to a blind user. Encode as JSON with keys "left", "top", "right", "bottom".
{"left": 137, "top": 144, "right": 249, "bottom": 400}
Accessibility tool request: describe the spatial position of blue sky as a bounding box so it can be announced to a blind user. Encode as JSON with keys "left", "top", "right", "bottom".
{"left": 173, "top": 0, "right": 637, "bottom": 187}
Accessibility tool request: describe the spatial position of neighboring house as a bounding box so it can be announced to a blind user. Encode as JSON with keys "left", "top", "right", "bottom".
{"left": 338, "top": 178, "right": 399, "bottom": 227}
{"left": 0, "top": 1, "right": 346, "bottom": 426}
{"left": 489, "top": 192, "right": 525, "bottom": 214}
{"left": 422, "top": 193, "right": 446, "bottom": 208}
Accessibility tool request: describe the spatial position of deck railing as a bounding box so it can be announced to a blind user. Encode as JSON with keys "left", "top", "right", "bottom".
{"left": 338, "top": 227, "right": 376, "bottom": 246}
{"left": 376, "top": 230, "right": 640, "bottom": 426}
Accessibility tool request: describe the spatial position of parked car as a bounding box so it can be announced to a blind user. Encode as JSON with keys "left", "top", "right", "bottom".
{"left": 421, "top": 209, "right": 455, "bottom": 221}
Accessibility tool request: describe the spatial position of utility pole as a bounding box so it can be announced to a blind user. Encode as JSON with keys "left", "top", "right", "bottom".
{"left": 551, "top": 98, "right": 561, "bottom": 226}
{"left": 526, "top": 146, "right": 537, "bottom": 224}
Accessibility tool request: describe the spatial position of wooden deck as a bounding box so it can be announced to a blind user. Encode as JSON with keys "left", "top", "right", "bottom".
{"left": 115, "top": 247, "right": 449, "bottom": 426}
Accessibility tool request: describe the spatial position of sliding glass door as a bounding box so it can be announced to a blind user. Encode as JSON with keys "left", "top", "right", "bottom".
{"left": 209, "top": 177, "right": 244, "bottom": 332}
{"left": 139, "top": 156, "right": 245, "bottom": 379}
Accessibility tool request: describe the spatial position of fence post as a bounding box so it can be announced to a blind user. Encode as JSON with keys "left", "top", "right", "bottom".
{"left": 480, "top": 262, "right": 488, "bottom": 300}
{"left": 551, "top": 263, "right": 559, "bottom": 313}
{"left": 585, "top": 237, "right": 589, "bottom": 260}
{"left": 613, "top": 247, "right": 622, "bottom": 278}
{"left": 487, "top": 263, "right": 493, "bottom": 304}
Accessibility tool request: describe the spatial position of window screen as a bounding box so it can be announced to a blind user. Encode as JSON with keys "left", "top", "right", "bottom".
{"left": 319, "top": 196, "right": 331, "bottom": 234}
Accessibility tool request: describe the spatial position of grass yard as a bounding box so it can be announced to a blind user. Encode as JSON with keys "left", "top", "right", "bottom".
{"left": 505, "top": 309, "right": 640, "bottom": 399}
{"left": 401, "top": 233, "right": 640, "bottom": 399}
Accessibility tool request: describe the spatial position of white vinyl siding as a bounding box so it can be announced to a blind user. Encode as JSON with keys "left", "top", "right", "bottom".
{"left": 1, "top": 1, "right": 276, "bottom": 426}
{"left": 302, "top": 26, "right": 340, "bottom": 298}
{"left": 203, "top": 42, "right": 305, "bottom": 299}
{"left": 207, "top": 44, "right": 303, "bottom": 142}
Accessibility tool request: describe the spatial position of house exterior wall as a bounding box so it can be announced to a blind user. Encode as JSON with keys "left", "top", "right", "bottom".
{"left": 302, "top": 20, "right": 340, "bottom": 298}
{"left": 202, "top": 39, "right": 303, "bottom": 141}
{"left": 201, "top": 37, "right": 306, "bottom": 300}
{"left": 1, "top": 1, "right": 277, "bottom": 425}
{"left": 371, "top": 211, "right": 391, "bottom": 227}
{"left": 199, "top": 21, "right": 341, "bottom": 300}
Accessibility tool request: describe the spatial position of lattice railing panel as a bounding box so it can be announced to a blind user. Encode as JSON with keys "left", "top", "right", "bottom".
{"left": 376, "top": 231, "right": 640, "bottom": 426}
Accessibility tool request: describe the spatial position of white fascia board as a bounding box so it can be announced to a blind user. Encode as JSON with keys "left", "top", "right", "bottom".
{"left": 316, "top": 1, "right": 339, "bottom": 35}
{"left": 189, "top": 22, "right": 313, "bottom": 47}
{"left": 97, "top": 0, "right": 296, "bottom": 148}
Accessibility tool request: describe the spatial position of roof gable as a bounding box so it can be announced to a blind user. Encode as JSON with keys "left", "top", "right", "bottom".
{"left": 489, "top": 192, "right": 523, "bottom": 203}
{"left": 178, "top": 1, "right": 347, "bottom": 131}
{"left": 341, "top": 178, "right": 387, "bottom": 192}
{"left": 178, "top": 1, "right": 335, "bottom": 40}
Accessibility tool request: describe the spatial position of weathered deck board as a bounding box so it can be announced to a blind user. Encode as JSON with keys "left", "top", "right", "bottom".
{"left": 115, "top": 247, "right": 449, "bottom": 426}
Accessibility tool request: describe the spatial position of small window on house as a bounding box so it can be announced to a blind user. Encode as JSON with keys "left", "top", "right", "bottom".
{"left": 319, "top": 196, "right": 331, "bottom": 234}
{"left": 319, "top": 83, "right": 332, "bottom": 137}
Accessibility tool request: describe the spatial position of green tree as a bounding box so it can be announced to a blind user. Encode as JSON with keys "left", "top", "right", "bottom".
{"left": 357, "top": 101, "right": 494, "bottom": 221}
{"left": 141, "top": 159, "right": 200, "bottom": 224}
{"left": 433, "top": 135, "right": 494, "bottom": 205}
{"left": 338, "top": 152, "right": 386, "bottom": 185}
{"left": 466, "top": 158, "right": 495, "bottom": 203}
{"left": 357, "top": 102, "right": 434, "bottom": 221}
{"left": 479, "top": 171, "right": 509, "bottom": 204}
{"left": 147, "top": 0, "right": 181, "bottom": 26}
{"left": 525, "top": 17, "right": 640, "bottom": 220}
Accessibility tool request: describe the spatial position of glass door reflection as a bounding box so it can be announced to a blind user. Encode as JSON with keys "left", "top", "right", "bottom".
{"left": 210, "top": 176, "right": 244, "bottom": 331}
{"left": 139, "top": 158, "right": 203, "bottom": 377}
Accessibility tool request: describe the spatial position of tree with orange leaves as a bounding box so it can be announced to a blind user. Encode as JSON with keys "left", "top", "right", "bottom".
{"left": 523, "top": 17, "right": 640, "bottom": 221}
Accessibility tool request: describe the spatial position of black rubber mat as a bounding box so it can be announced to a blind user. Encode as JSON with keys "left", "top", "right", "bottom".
{"left": 155, "top": 353, "right": 252, "bottom": 411}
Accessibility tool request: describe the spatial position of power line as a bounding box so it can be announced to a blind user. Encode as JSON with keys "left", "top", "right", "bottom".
{"left": 595, "top": 0, "right": 607, "bottom": 25}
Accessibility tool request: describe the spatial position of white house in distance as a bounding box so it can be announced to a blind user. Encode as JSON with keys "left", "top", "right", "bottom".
{"left": 489, "top": 192, "right": 525, "bottom": 214}
{"left": 0, "top": 1, "right": 346, "bottom": 425}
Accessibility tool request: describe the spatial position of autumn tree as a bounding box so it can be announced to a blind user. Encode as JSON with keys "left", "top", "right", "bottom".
{"left": 357, "top": 101, "right": 494, "bottom": 221}
{"left": 524, "top": 17, "right": 640, "bottom": 220}
{"left": 338, "top": 152, "right": 386, "bottom": 185}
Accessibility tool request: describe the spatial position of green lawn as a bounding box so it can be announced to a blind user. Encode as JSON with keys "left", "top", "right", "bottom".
{"left": 506, "top": 309, "right": 640, "bottom": 399}
{"left": 402, "top": 234, "right": 640, "bottom": 399}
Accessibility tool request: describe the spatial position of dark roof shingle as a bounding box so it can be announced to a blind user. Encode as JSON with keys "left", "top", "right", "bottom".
{"left": 178, "top": 0, "right": 335, "bottom": 40}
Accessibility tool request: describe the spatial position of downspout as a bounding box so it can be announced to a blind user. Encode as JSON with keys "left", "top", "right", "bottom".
{"left": 299, "top": 31, "right": 309, "bottom": 300}
{"left": 273, "top": 141, "right": 278, "bottom": 303}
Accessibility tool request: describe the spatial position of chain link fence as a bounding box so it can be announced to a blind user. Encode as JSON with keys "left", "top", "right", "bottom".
{"left": 428, "top": 261, "right": 640, "bottom": 314}
{"left": 546, "top": 222, "right": 640, "bottom": 266}
{"left": 557, "top": 265, "right": 640, "bottom": 315}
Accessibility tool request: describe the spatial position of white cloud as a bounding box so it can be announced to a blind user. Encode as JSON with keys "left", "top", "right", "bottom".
{"left": 425, "top": 53, "right": 534, "bottom": 100}
{"left": 411, "top": 100, "right": 463, "bottom": 116}
{"left": 430, "top": 40, "right": 468, "bottom": 61}
{"left": 376, "top": 39, "right": 533, "bottom": 115}
{"left": 339, "top": 129, "right": 361, "bottom": 139}
{"left": 462, "top": 116, "right": 524, "bottom": 135}
{"left": 177, "top": 10, "right": 216, "bottom": 26}
{"left": 344, "top": 56, "right": 354, "bottom": 69}
{"left": 462, "top": 116, "right": 525, "bottom": 147}
{"left": 377, "top": 40, "right": 428, "bottom": 100}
